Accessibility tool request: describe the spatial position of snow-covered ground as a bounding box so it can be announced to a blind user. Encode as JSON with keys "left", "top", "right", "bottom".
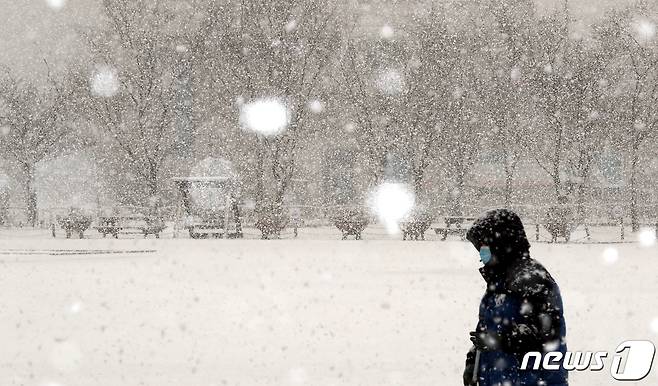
{"left": 0, "top": 235, "right": 656, "bottom": 386}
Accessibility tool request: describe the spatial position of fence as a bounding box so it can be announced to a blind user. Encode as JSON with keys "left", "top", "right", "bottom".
{"left": 2, "top": 202, "right": 657, "bottom": 242}
{"left": 3, "top": 202, "right": 657, "bottom": 225}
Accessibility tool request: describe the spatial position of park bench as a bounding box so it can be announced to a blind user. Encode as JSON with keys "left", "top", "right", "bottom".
{"left": 172, "top": 176, "right": 243, "bottom": 239}
{"left": 95, "top": 215, "right": 166, "bottom": 238}
{"left": 186, "top": 213, "right": 243, "bottom": 238}
{"left": 434, "top": 216, "right": 475, "bottom": 241}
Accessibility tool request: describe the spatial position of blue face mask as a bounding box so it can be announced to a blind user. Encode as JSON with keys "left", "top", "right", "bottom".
{"left": 479, "top": 246, "right": 493, "bottom": 265}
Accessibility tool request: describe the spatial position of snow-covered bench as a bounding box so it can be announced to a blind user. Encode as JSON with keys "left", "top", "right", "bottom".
{"left": 95, "top": 215, "right": 165, "bottom": 238}
{"left": 434, "top": 216, "right": 475, "bottom": 241}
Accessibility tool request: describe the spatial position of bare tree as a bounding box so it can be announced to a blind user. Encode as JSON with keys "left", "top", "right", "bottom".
{"left": 340, "top": 38, "right": 393, "bottom": 187}
{"left": 81, "top": 0, "right": 193, "bottom": 204}
{"left": 432, "top": 11, "right": 490, "bottom": 215}
{"left": 526, "top": 6, "right": 610, "bottom": 205}
{"left": 204, "top": 0, "right": 343, "bottom": 213}
{"left": 598, "top": 5, "right": 658, "bottom": 231}
{"left": 475, "top": 0, "right": 538, "bottom": 207}
{"left": 397, "top": 10, "right": 467, "bottom": 200}
{"left": 436, "top": 77, "right": 483, "bottom": 215}
{"left": 0, "top": 64, "right": 79, "bottom": 225}
{"left": 341, "top": 8, "right": 472, "bottom": 203}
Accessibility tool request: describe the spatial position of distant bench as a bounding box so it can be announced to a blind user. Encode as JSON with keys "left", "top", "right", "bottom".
{"left": 95, "top": 215, "right": 166, "bottom": 238}
{"left": 434, "top": 216, "right": 475, "bottom": 241}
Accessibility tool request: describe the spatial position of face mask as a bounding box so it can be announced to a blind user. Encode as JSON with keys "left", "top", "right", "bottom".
{"left": 479, "top": 246, "right": 493, "bottom": 265}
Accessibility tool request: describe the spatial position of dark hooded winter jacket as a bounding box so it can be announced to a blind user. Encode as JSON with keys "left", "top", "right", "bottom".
{"left": 464, "top": 209, "right": 568, "bottom": 386}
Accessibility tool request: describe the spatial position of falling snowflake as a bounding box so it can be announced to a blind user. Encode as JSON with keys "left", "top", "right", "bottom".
{"left": 602, "top": 247, "right": 618, "bottom": 264}
{"left": 307, "top": 99, "right": 324, "bottom": 114}
{"left": 49, "top": 341, "right": 82, "bottom": 372}
{"left": 651, "top": 318, "right": 658, "bottom": 334}
{"left": 510, "top": 67, "right": 522, "bottom": 82}
{"left": 634, "top": 19, "right": 656, "bottom": 41}
{"left": 39, "top": 381, "right": 65, "bottom": 386}
{"left": 520, "top": 301, "right": 534, "bottom": 315}
{"left": 452, "top": 86, "right": 465, "bottom": 99}
{"left": 285, "top": 20, "right": 297, "bottom": 33}
{"left": 374, "top": 68, "right": 405, "bottom": 95}
{"left": 90, "top": 66, "right": 119, "bottom": 98}
{"left": 288, "top": 367, "right": 307, "bottom": 384}
{"left": 368, "top": 182, "right": 415, "bottom": 235}
{"left": 409, "top": 56, "right": 422, "bottom": 69}
{"left": 45, "top": 0, "right": 66, "bottom": 10}
{"left": 380, "top": 24, "right": 394, "bottom": 40}
{"left": 543, "top": 340, "right": 561, "bottom": 352}
{"left": 239, "top": 98, "right": 290, "bottom": 136}
{"left": 69, "top": 301, "right": 83, "bottom": 314}
{"left": 638, "top": 228, "right": 656, "bottom": 247}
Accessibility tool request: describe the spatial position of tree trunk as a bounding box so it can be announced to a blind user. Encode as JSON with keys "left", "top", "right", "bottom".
{"left": 272, "top": 157, "right": 292, "bottom": 211}
{"left": 503, "top": 160, "right": 515, "bottom": 209}
{"left": 255, "top": 137, "right": 265, "bottom": 213}
{"left": 449, "top": 168, "right": 466, "bottom": 216}
{"left": 274, "top": 182, "right": 286, "bottom": 212}
{"left": 575, "top": 156, "right": 593, "bottom": 221}
{"left": 553, "top": 122, "right": 564, "bottom": 200}
{"left": 552, "top": 173, "right": 562, "bottom": 200}
{"left": 629, "top": 141, "right": 640, "bottom": 232}
{"left": 23, "top": 162, "right": 37, "bottom": 227}
{"left": 231, "top": 195, "right": 243, "bottom": 238}
{"left": 0, "top": 189, "right": 9, "bottom": 225}
{"left": 146, "top": 164, "right": 159, "bottom": 209}
{"left": 413, "top": 167, "right": 424, "bottom": 200}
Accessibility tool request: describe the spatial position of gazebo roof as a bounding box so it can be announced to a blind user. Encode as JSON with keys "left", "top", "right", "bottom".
{"left": 172, "top": 176, "right": 237, "bottom": 190}
{"left": 172, "top": 176, "right": 233, "bottom": 182}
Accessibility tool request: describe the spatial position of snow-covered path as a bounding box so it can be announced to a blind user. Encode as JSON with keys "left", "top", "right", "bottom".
{"left": 0, "top": 239, "right": 656, "bottom": 386}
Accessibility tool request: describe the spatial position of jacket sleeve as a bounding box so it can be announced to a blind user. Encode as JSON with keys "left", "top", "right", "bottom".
{"left": 504, "top": 269, "right": 565, "bottom": 354}
{"left": 463, "top": 345, "right": 477, "bottom": 386}
{"left": 465, "top": 344, "right": 477, "bottom": 366}
{"left": 464, "top": 314, "right": 483, "bottom": 384}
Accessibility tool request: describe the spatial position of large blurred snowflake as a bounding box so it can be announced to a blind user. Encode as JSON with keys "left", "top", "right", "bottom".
{"left": 239, "top": 98, "right": 290, "bottom": 136}
{"left": 374, "top": 68, "right": 405, "bottom": 96}
{"left": 46, "top": 0, "right": 66, "bottom": 10}
{"left": 368, "top": 182, "right": 415, "bottom": 234}
{"left": 633, "top": 19, "right": 656, "bottom": 41}
{"left": 638, "top": 228, "right": 656, "bottom": 247}
{"left": 90, "top": 66, "right": 119, "bottom": 98}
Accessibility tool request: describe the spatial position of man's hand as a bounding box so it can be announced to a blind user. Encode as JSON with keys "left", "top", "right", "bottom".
{"left": 463, "top": 361, "right": 477, "bottom": 386}
{"left": 469, "top": 330, "right": 503, "bottom": 351}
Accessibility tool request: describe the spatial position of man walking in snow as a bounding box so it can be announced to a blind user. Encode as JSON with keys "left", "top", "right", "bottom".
{"left": 463, "top": 209, "right": 568, "bottom": 386}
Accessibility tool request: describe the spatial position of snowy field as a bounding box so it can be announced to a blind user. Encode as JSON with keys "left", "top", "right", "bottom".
{"left": 0, "top": 235, "right": 657, "bottom": 386}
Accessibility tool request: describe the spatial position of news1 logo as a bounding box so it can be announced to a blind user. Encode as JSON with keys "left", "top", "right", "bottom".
{"left": 521, "top": 340, "right": 656, "bottom": 381}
